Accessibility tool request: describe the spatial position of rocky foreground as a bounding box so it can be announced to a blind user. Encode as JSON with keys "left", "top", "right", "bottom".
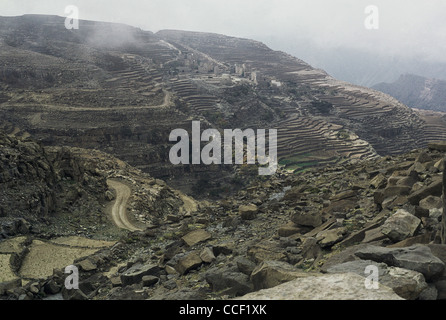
{"left": 0, "top": 134, "right": 446, "bottom": 300}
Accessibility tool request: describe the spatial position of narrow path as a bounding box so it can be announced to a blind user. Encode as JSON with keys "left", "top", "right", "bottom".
{"left": 107, "top": 179, "right": 142, "bottom": 232}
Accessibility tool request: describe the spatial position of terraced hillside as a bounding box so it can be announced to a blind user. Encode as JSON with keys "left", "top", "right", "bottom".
{"left": 1, "top": 15, "right": 445, "bottom": 198}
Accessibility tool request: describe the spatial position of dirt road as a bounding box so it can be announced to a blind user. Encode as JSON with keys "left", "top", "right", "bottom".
{"left": 107, "top": 179, "right": 142, "bottom": 232}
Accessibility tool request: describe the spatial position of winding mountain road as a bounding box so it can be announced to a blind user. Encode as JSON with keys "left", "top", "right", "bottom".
{"left": 107, "top": 179, "right": 142, "bottom": 232}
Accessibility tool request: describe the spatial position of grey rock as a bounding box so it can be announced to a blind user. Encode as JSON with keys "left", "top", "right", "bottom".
{"left": 199, "top": 247, "right": 216, "bottom": 263}
{"left": 326, "top": 260, "right": 427, "bottom": 300}
{"left": 418, "top": 284, "right": 438, "bottom": 300}
{"left": 238, "top": 273, "right": 404, "bottom": 300}
{"left": 355, "top": 244, "right": 445, "bottom": 281}
{"left": 380, "top": 209, "right": 421, "bottom": 242}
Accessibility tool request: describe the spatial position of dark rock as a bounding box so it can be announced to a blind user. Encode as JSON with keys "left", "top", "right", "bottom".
{"left": 121, "top": 263, "right": 161, "bottom": 286}
{"left": 428, "top": 142, "right": 446, "bottom": 152}
{"left": 43, "top": 279, "right": 61, "bottom": 295}
{"left": 142, "top": 275, "right": 159, "bottom": 287}
{"left": 0, "top": 279, "right": 22, "bottom": 296}
{"left": 205, "top": 266, "right": 253, "bottom": 296}
{"left": 62, "top": 288, "right": 88, "bottom": 300}
{"left": 235, "top": 256, "right": 257, "bottom": 276}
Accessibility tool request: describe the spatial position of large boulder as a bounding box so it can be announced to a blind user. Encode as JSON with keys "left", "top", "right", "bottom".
{"left": 355, "top": 244, "right": 445, "bottom": 281}
{"left": 205, "top": 266, "right": 253, "bottom": 297}
{"left": 291, "top": 210, "right": 323, "bottom": 228}
{"left": 408, "top": 177, "right": 442, "bottom": 205}
{"left": 250, "top": 260, "right": 314, "bottom": 291}
{"left": 239, "top": 204, "right": 258, "bottom": 220}
{"left": 238, "top": 273, "right": 404, "bottom": 300}
{"left": 174, "top": 252, "right": 203, "bottom": 275}
{"left": 326, "top": 260, "right": 428, "bottom": 300}
{"left": 380, "top": 209, "right": 421, "bottom": 242}
{"left": 181, "top": 229, "right": 212, "bottom": 247}
{"left": 120, "top": 263, "right": 161, "bottom": 286}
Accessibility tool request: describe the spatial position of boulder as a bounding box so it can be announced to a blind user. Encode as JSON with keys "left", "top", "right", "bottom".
{"left": 300, "top": 237, "right": 322, "bottom": 260}
{"left": 380, "top": 209, "right": 421, "bottom": 242}
{"left": 370, "top": 173, "right": 387, "bottom": 189}
{"left": 291, "top": 210, "right": 323, "bottom": 228}
{"left": 416, "top": 152, "right": 433, "bottom": 164}
{"left": 316, "top": 227, "right": 347, "bottom": 248}
{"left": 181, "top": 229, "right": 212, "bottom": 247}
{"left": 277, "top": 222, "right": 303, "bottom": 237}
{"left": 205, "top": 266, "right": 253, "bottom": 296}
{"left": 247, "top": 240, "right": 287, "bottom": 264}
{"left": 428, "top": 141, "right": 446, "bottom": 152}
{"left": 235, "top": 256, "right": 257, "bottom": 276}
{"left": 250, "top": 260, "right": 314, "bottom": 291}
{"left": 238, "top": 204, "right": 258, "bottom": 220}
{"left": 199, "top": 247, "right": 216, "bottom": 263}
{"left": 326, "top": 259, "right": 427, "bottom": 300}
{"left": 77, "top": 259, "right": 97, "bottom": 272}
{"left": 238, "top": 273, "right": 404, "bottom": 300}
{"left": 120, "top": 263, "right": 161, "bottom": 286}
{"left": 0, "top": 279, "right": 22, "bottom": 295}
{"left": 142, "top": 275, "right": 159, "bottom": 287}
{"left": 408, "top": 177, "right": 442, "bottom": 205}
{"left": 355, "top": 244, "right": 445, "bottom": 281}
{"left": 419, "top": 196, "right": 442, "bottom": 211}
{"left": 174, "top": 252, "right": 203, "bottom": 275}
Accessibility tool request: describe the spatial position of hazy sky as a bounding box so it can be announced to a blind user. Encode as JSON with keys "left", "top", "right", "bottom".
{"left": 1, "top": 0, "right": 445, "bottom": 63}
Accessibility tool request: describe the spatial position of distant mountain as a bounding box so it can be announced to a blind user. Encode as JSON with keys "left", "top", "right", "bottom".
{"left": 373, "top": 74, "right": 446, "bottom": 112}
{"left": 258, "top": 36, "right": 446, "bottom": 88}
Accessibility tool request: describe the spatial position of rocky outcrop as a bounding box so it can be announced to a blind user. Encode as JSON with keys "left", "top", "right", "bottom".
{"left": 442, "top": 157, "right": 446, "bottom": 244}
